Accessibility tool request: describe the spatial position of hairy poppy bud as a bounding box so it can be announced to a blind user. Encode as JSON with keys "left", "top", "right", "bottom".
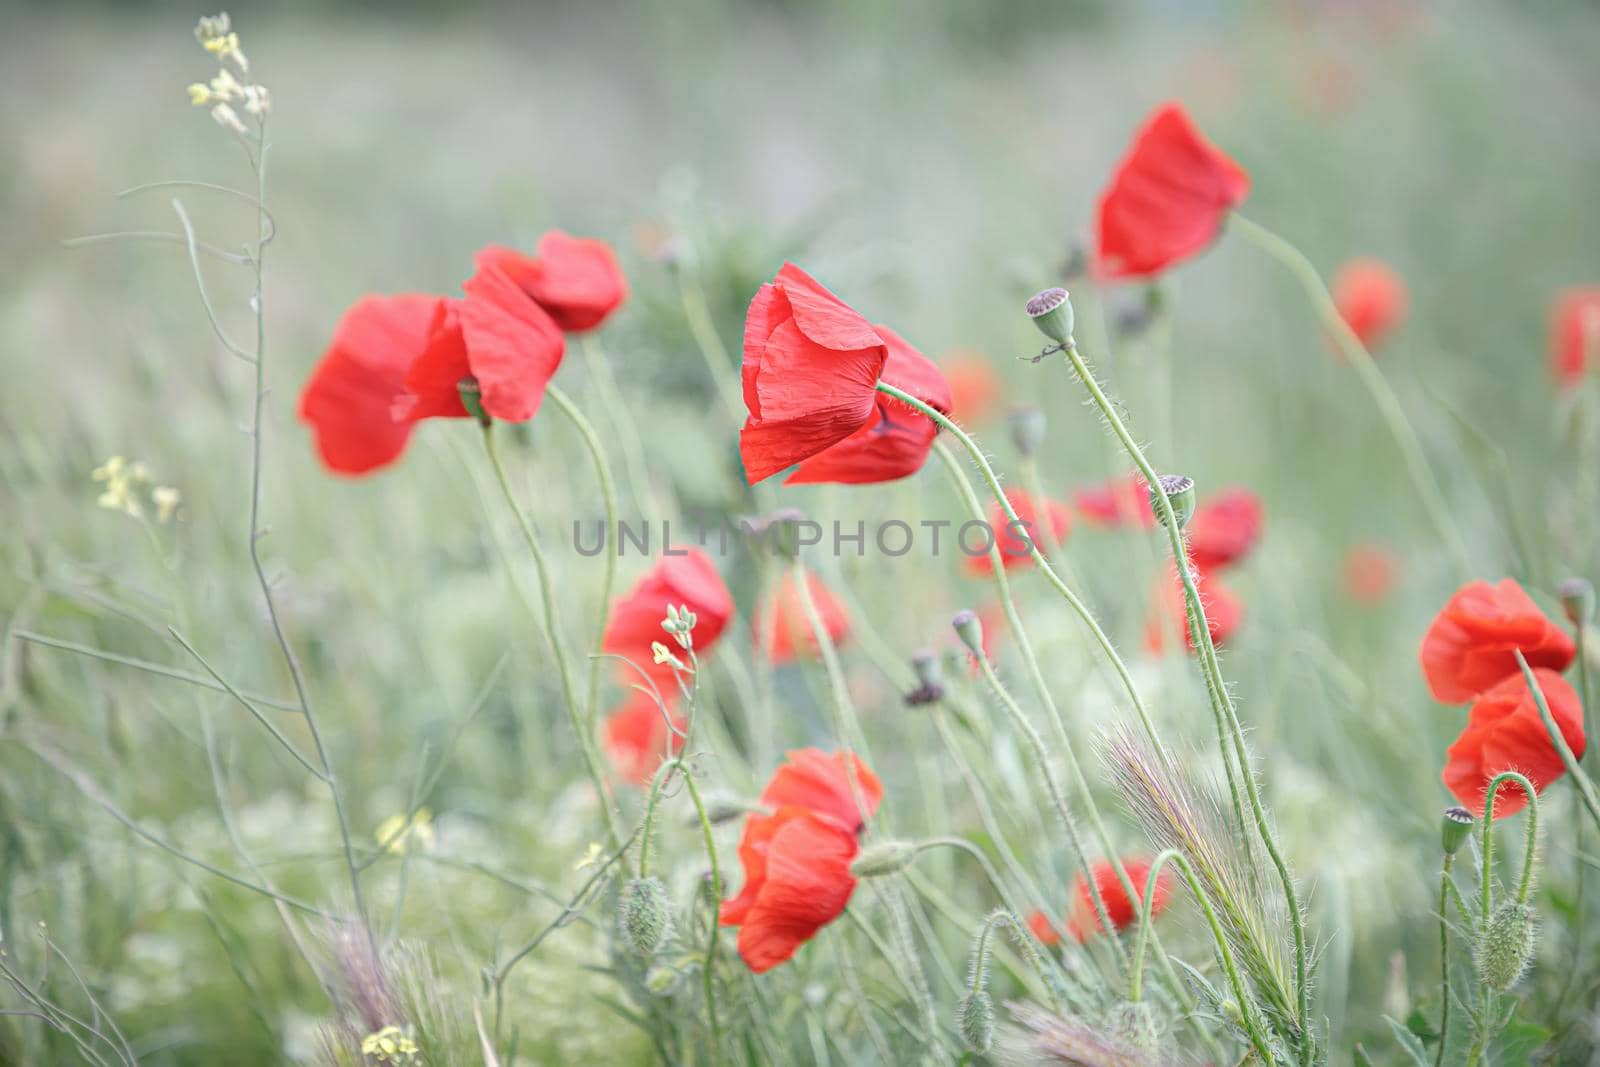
{"left": 849, "top": 840, "right": 916, "bottom": 879}
{"left": 1026, "top": 288, "right": 1075, "bottom": 345}
{"left": 620, "top": 877, "right": 671, "bottom": 958}
{"left": 1474, "top": 901, "right": 1537, "bottom": 991}
{"left": 1110, "top": 1000, "right": 1159, "bottom": 1051}
{"left": 904, "top": 649, "right": 946, "bottom": 707}
{"left": 951, "top": 609, "right": 985, "bottom": 657}
{"left": 1441, "top": 806, "right": 1474, "bottom": 855}
{"left": 957, "top": 990, "right": 995, "bottom": 1053}
{"left": 1559, "top": 577, "right": 1595, "bottom": 626}
{"left": 1008, "top": 406, "right": 1048, "bottom": 458}
{"left": 1150, "top": 474, "right": 1196, "bottom": 530}
{"left": 691, "top": 795, "right": 757, "bottom": 827}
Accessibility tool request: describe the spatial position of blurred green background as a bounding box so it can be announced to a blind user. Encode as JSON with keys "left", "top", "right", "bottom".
{"left": 4, "top": 1, "right": 1600, "bottom": 1063}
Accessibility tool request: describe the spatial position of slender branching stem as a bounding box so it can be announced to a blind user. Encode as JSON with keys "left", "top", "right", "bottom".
{"left": 1515, "top": 651, "right": 1600, "bottom": 831}
{"left": 1435, "top": 854, "right": 1455, "bottom": 1067}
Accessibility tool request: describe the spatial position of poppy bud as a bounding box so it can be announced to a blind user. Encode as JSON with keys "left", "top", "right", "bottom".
{"left": 1026, "top": 288, "right": 1075, "bottom": 346}
{"left": 957, "top": 990, "right": 995, "bottom": 1053}
{"left": 1150, "top": 474, "right": 1196, "bottom": 530}
{"left": 1110, "top": 1000, "right": 1159, "bottom": 1051}
{"left": 951, "top": 609, "right": 985, "bottom": 657}
{"left": 620, "top": 877, "right": 671, "bottom": 958}
{"left": 1441, "top": 806, "right": 1474, "bottom": 855}
{"left": 1474, "top": 901, "right": 1537, "bottom": 991}
{"left": 645, "top": 964, "right": 683, "bottom": 997}
{"left": 1559, "top": 577, "right": 1595, "bottom": 626}
{"left": 849, "top": 839, "right": 916, "bottom": 878}
{"left": 1008, "top": 406, "right": 1048, "bottom": 458}
{"left": 904, "top": 649, "right": 946, "bottom": 707}
{"left": 457, "top": 377, "right": 489, "bottom": 427}
{"left": 690, "top": 795, "right": 758, "bottom": 827}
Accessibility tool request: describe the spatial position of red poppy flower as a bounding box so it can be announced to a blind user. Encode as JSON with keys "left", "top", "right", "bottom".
{"left": 1094, "top": 102, "right": 1251, "bottom": 281}
{"left": 963, "top": 490, "right": 1072, "bottom": 577}
{"left": 786, "top": 325, "right": 952, "bottom": 485}
{"left": 475, "top": 231, "right": 628, "bottom": 333}
{"left": 1185, "top": 488, "right": 1263, "bottom": 571}
{"left": 739, "top": 264, "right": 891, "bottom": 483}
{"left": 602, "top": 549, "right": 734, "bottom": 684}
{"left": 1344, "top": 543, "right": 1397, "bottom": 605}
{"left": 940, "top": 349, "right": 1001, "bottom": 425}
{"left": 602, "top": 690, "right": 683, "bottom": 786}
{"left": 1030, "top": 858, "right": 1173, "bottom": 946}
{"left": 1144, "top": 564, "right": 1243, "bottom": 655}
{"left": 722, "top": 749, "right": 882, "bottom": 972}
{"left": 1443, "top": 668, "right": 1587, "bottom": 819}
{"left": 1074, "top": 475, "right": 1156, "bottom": 529}
{"left": 397, "top": 260, "right": 566, "bottom": 423}
{"left": 758, "top": 569, "right": 853, "bottom": 664}
{"left": 299, "top": 294, "right": 441, "bottom": 475}
{"left": 1332, "top": 258, "right": 1408, "bottom": 351}
{"left": 1550, "top": 287, "right": 1600, "bottom": 387}
{"left": 1419, "top": 579, "right": 1576, "bottom": 703}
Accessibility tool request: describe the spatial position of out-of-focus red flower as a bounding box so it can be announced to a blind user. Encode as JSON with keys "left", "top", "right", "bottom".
{"left": 1443, "top": 669, "right": 1586, "bottom": 819}
{"left": 1550, "top": 287, "right": 1600, "bottom": 387}
{"left": 398, "top": 261, "right": 567, "bottom": 423}
{"left": 758, "top": 569, "right": 853, "bottom": 664}
{"left": 1030, "top": 858, "right": 1173, "bottom": 945}
{"left": 603, "top": 690, "right": 683, "bottom": 786}
{"left": 722, "top": 750, "right": 881, "bottom": 972}
{"left": 1144, "top": 564, "right": 1243, "bottom": 655}
{"left": 1344, "top": 543, "right": 1397, "bottom": 605}
{"left": 476, "top": 232, "right": 628, "bottom": 333}
{"left": 1094, "top": 102, "right": 1250, "bottom": 281}
{"left": 1332, "top": 258, "right": 1408, "bottom": 351}
{"left": 786, "top": 325, "right": 951, "bottom": 485}
{"left": 963, "top": 490, "right": 1072, "bottom": 577}
{"left": 602, "top": 549, "right": 734, "bottom": 685}
{"left": 940, "top": 349, "right": 1001, "bottom": 425}
{"left": 739, "top": 264, "right": 891, "bottom": 483}
{"left": 1419, "top": 579, "right": 1576, "bottom": 703}
{"left": 1074, "top": 475, "right": 1156, "bottom": 529}
{"left": 1185, "top": 488, "right": 1263, "bottom": 571}
{"left": 299, "top": 294, "right": 441, "bottom": 475}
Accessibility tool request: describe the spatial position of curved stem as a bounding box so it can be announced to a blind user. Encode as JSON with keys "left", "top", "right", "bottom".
{"left": 788, "top": 554, "right": 873, "bottom": 823}
{"left": 1043, "top": 342, "right": 1311, "bottom": 1047}
{"left": 1478, "top": 770, "right": 1540, "bottom": 920}
{"left": 546, "top": 384, "right": 621, "bottom": 749}
{"left": 1131, "top": 849, "right": 1276, "bottom": 1063}
{"left": 482, "top": 424, "right": 623, "bottom": 851}
{"left": 1229, "top": 213, "right": 1471, "bottom": 573}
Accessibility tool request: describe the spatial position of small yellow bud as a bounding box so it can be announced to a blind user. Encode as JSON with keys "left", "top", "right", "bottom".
{"left": 208, "top": 68, "right": 244, "bottom": 100}
{"left": 210, "top": 103, "right": 248, "bottom": 135}
{"left": 187, "top": 83, "right": 212, "bottom": 106}
{"left": 373, "top": 808, "right": 434, "bottom": 856}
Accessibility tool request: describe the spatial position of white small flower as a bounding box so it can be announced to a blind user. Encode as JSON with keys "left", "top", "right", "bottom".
{"left": 210, "top": 103, "right": 248, "bottom": 134}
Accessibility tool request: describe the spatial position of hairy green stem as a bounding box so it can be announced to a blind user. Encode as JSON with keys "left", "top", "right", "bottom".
{"left": 1435, "top": 854, "right": 1455, "bottom": 1067}
{"left": 1516, "top": 651, "right": 1600, "bottom": 831}
{"left": 1479, "top": 771, "right": 1540, "bottom": 919}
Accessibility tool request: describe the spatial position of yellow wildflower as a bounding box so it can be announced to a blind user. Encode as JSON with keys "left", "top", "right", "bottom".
{"left": 153, "top": 487, "right": 181, "bottom": 524}
{"left": 374, "top": 809, "right": 434, "bottom": 856}
{"left": 359, "top": 1025, "right": 419, "bottom": 1064}
{"left": 575, "top": 841, "right": 604, "bottom": 871}
{"left": 187, "top": 83, "right": 211, "bottom": 106}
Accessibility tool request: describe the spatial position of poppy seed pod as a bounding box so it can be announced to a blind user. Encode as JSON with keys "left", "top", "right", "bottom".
{"left": 1441, "top": 806, "right": 1474, "bottom": 855}
{"left": 620, "top": 877, "right": 672, "bottom": 958}
{"left": 1008, "top": 406, "right": 1048, "bottom": 458}
{"left": 1474, "top": 901, "right": 1537, "bottom": 991}
{"left": 1026, "top": 288, "right": 1075, "bottom": 345}
{"left": 903, "top": 650, "right": 946, "bottom": 707}
{"left": 957, "top": 990, "right": 995, "bottom": 1053}
{"left": 1150, "top": 474, "right": 1197, "bottom": 530}
{"left": 951, "top": 609, "right": 985, "bottom": 657}
{"left": 848, "top": 839, "right": 915, "bottom": 879}
{"left": 1110, "top": 1000, "right": 1159, "bottom": 1051}
{"left": 1559, "top": 577, "right": 1596, "bottom": 626}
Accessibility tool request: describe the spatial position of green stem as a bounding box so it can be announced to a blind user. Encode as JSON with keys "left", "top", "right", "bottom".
{"left": 1435, "top": 854, "right": 1455, "bottom": 1067}
{"left": 1229, "top": 213, "right": 1471, "bottom": 573}
{"left": 1045, "top": 341, "right": 1312, "bottom": 1049}
{"left": 482, "top": 423, "right": 623, "bottom": 852}
{"left": 678, "top": 269, "right": 743, "bottom": 418}
{"left": 787, "top": 554, "right": 873, "bottom": 823}
{"left": 546, "top": 385, "right": 620, "bottom": 753}
{"left": 1478, "top": 770, "right": 1541, "bottom": 920}
{"left": 1515, "top": 651, "right": 1600, "bottom": 832}
{"left": 1131, "top": 849, "right": 1276, "bottom": 1063}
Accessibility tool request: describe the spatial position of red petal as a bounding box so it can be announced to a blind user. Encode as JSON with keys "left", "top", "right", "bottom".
{"left": 758, "top": 570, "right": 853, "bottom": 663}
{"left": 760, "top": 749, "right": 882, "bottom": 833}
{"left": 298, "top": 293, "right": 438, "bottom": 475}
{"left": 399, "top": 299, "right": 473, "bottom": 421}
{"left": 734, "top": 812, "right": 858, "bottom": 973}
{"left": 602, "top": 691, "right": 682, "bottom": 786}
{"left": 459, "top": 264, "right": 567, "bottom": 421}
{"left": 477, "top": 232, "right": 629, "bottom": 333}
{"left": 601, "top": 549, "right": 735, "bottom": 684}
